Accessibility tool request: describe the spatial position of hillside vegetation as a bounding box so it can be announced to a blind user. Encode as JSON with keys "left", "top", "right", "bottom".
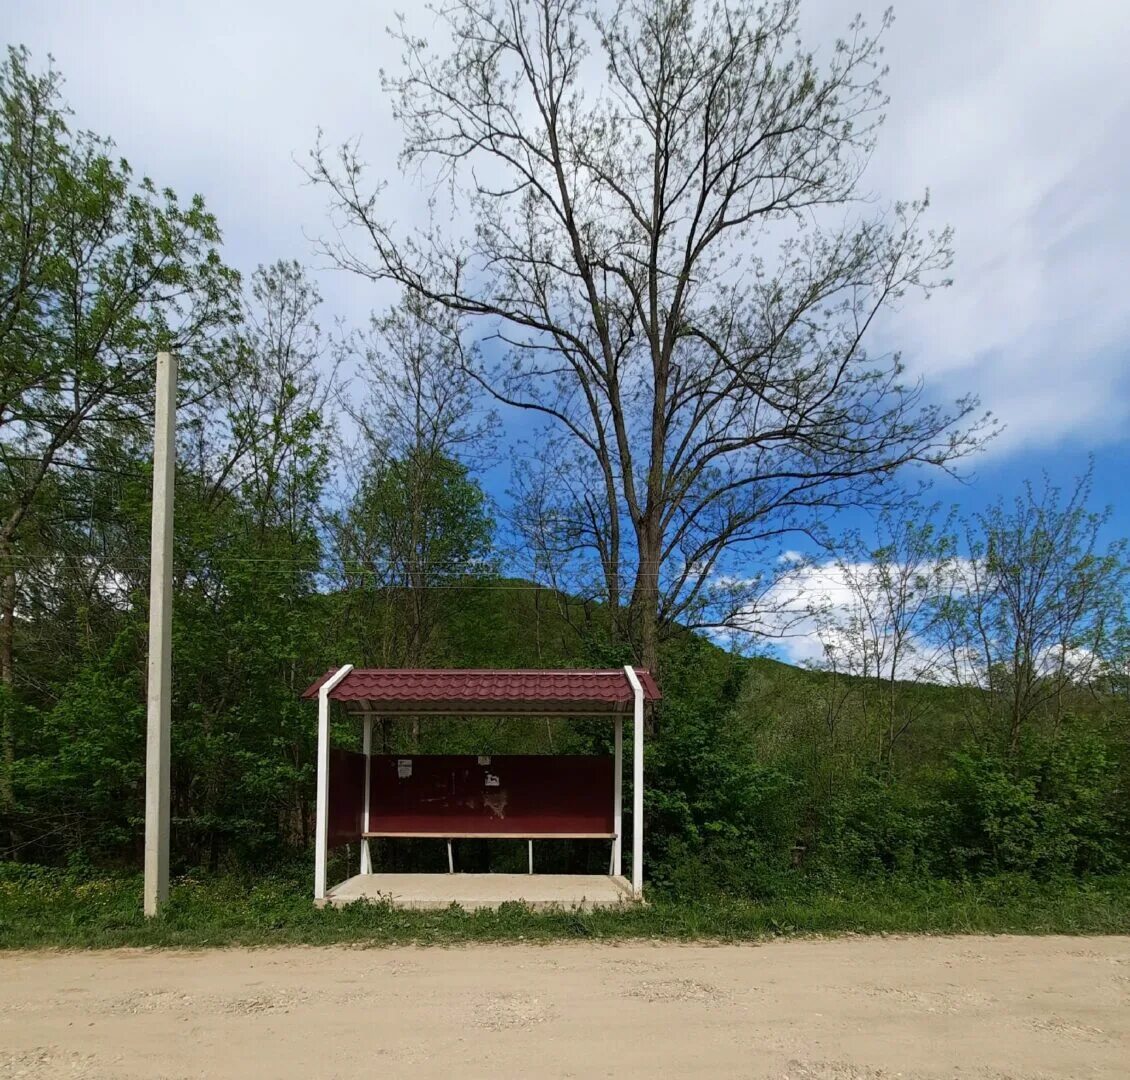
{"left": 7, "top": 566, "right": 1128, "bottom": 899}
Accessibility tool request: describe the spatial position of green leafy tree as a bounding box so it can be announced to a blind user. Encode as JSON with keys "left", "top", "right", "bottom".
{"left": 0, "top": 46, "right": 238, "bottom": 838}
{"left": 336, "top": 452, "right": 495, "bottom": 668}
{"left": 168, "top": 260, "right": 334, "bottom": 865}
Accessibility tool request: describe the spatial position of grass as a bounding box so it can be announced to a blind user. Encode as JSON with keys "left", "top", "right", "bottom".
{"left": 2, "top": 864, "right": 1129, "bottom": 949}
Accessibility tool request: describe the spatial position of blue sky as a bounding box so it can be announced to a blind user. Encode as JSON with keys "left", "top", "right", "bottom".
{"left": 8, "top": 0, "right": 1130, "bottom": 656}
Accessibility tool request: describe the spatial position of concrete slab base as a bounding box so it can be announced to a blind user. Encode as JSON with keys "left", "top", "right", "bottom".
{"left": 318, "top": 873, "right": 636, "bottom": 911}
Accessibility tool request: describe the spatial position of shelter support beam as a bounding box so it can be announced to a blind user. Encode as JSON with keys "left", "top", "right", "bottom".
{"left": 612, "top": 712, "right": 623, "bottom": 876}
{"left": 360, "top": 715, "right": 373, "bottom": 875}
{"left": 624, "top": 665, "right": 644, "bottom": 896}
{"left": 314, "top": 664, "right": 353, "bottom": 901}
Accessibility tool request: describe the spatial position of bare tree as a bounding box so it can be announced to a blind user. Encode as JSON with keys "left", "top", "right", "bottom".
{"left": 817, "top": 503, "right": 955, "bottom": 771}
{"left": 346, "top": 291, "right": 494, "bottom": 470}
{"left": 940, "top": 467, "right": 1128, "bottom": 755}
{"left": 1096, "top": 621, "right": 1130, "bottom": 709}
{"left": 311, "top": 0, "right": 990, "bottom": 673}
{"left": 186, "top": 259, "right": 335, "bottom": 537}
{"left": 506, "top": 439, "right": 623, "bottom": 648}
{"left": 332, "top": 292, "right": 496, "bottom": 671}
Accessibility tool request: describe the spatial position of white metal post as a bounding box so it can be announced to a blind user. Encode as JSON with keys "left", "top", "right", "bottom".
{"left": 612, "top": 712, "right": 623, "bottom": 877}
{"left": 623, "top": 665, "right": 645, "bottom": 896}
{"left": 314, "top": 664, "right": 353, "bottom": 902}
{"left": 144, "top": 352, "right": 176, "bottom": 918}
{"left": 360, "top": 715, "right": 373, "bottom": 875}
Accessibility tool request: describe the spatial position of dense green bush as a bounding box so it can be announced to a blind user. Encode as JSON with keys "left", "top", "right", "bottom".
{"left": 15, "top": 638, "right": 145, "bottom": 862}
{"left": 645, "top": 668, "right": 804, "bottom": 897}
{"left": 778, "top": 728, "right": 1126, "bottom": 886}
{"left": 815, "top": 776, "right": 942, "bottom": 877}
{"left": 942, "top": 729, "right": 1124, "bottom": 877}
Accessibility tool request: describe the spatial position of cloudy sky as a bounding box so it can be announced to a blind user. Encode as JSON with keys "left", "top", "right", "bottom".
{"left": 8, "top": 0, "right": 1130, "bottom": 660}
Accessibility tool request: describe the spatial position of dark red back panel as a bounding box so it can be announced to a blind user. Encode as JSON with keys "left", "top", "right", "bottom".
{"left": 328, "top": 748, "right": 366, "bottom": 849}
{"left": 368, "top": 754, "right": 613, "bottom": 835}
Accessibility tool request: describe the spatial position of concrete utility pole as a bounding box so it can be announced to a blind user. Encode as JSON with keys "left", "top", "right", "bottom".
{"left": 144, "top": 352, "right": 176, "bottom": 917}
{"left": 623, "top": 665, "right": 645, "bottom": 896}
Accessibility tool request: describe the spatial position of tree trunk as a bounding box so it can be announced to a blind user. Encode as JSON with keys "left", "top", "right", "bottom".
{"left": 1, "top": 551, "right": 18, "bottom": 854}
{"left": 638, "top": 596, "right": 660, "bottom": 682}
{"left": 632, "top": 522, "right": 662, "bottom": 737}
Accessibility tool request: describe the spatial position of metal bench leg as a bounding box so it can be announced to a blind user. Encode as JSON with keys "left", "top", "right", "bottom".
{"left": 528, "top": 840, "right": 533, "bottom": 875}
{"left": 447, "top": 839, "right": 454, "bottom": 873}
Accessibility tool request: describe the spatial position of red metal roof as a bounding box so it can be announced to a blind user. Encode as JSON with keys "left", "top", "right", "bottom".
{"left": 301, "top": 668, "right": 660, "bottom": 714}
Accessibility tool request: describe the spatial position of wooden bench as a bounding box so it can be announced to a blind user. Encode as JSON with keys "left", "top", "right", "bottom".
{"left": 363, "top": 831, "right": 618, "bottom": 873}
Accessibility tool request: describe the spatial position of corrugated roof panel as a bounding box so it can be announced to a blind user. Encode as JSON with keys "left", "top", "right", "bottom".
{"left": 300, "top": 668, "right": 660, "bottom": 712}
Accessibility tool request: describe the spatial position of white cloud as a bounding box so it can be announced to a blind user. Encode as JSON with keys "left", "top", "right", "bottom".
{"left": 855, "top": 0, "right": 1130, "bottom": 450}
{"left": 737, "top": 555, "right": 960, "bottom": 678}
{"left": 736, "top": 558, "right": 862, "bottom": 667}
{"left": 744, "top": 550, "right": 1107, "bottom": 691}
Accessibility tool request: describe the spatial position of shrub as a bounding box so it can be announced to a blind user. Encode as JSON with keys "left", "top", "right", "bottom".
{"left": 645, "top": 693, "right": 803, "bottom": 896}
{"left": 815, "top": 777, "right": 943, "bottom": 877}
{"left": 941, "top": 729, "right": 1123, "bottom": 877}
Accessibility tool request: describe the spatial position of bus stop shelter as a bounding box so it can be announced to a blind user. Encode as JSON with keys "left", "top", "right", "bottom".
{"left": 301, "top": 666, "right": 660, "bottom": 909}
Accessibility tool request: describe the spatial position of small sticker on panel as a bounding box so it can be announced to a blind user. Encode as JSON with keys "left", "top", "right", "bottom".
{"left": 477, "top": 755, "right": 491, "bottom": 765}
{"left": 484, "top": 772, "right": 500, "bottom": 787}
{"left": 397, "top": 758, "right": 413, "bottom": 779}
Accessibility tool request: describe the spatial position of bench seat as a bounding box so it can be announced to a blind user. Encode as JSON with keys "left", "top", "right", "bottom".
{"left": 363, "top": 831, "right": 615, "bottom": 840}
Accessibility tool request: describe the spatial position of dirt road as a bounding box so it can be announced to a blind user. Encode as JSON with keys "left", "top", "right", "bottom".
{"left": 2, "top": 936, "right": 1128, "bottom": 1078}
